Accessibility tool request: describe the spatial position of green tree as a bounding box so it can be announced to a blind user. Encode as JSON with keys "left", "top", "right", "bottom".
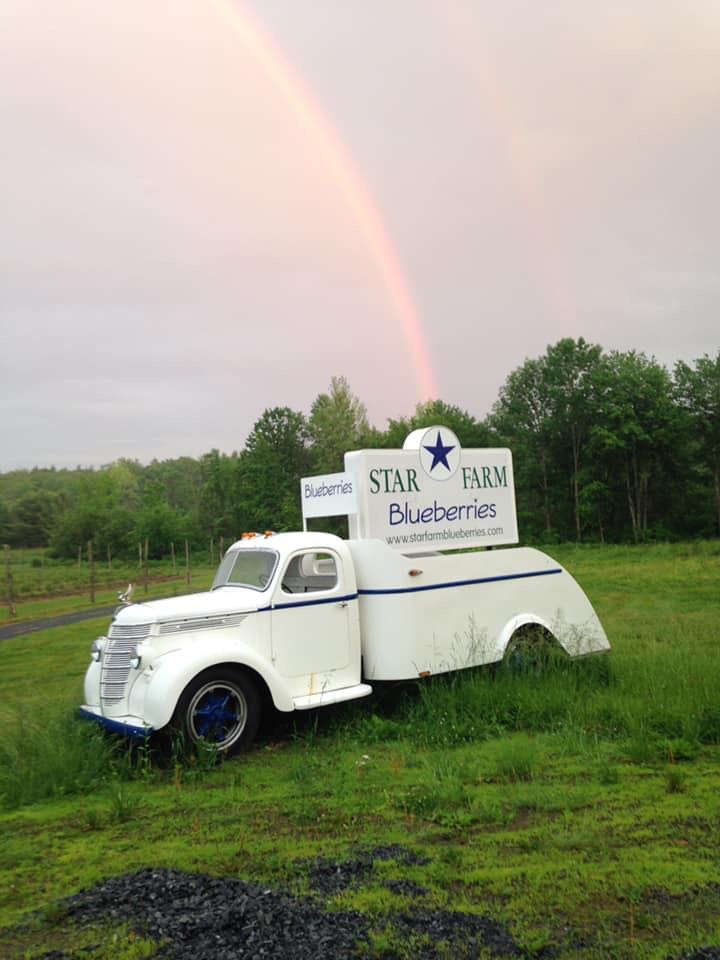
{"left": 133, "top": 503, "right": 190, "bottom": 559}
{"left": 49, "top": 503, "right": 111, "bottom": 558}
{"left": 675, "top": 352, "right": 720, "bottom": 535}
{"left": 544, "top": 338, "right": 603, "bottom": 541}
{"left": 105, "top": 459, "right": 141, "bottom": 510}
{"left": 8, "top": 490, "right": 57, "bottom": 547}
{"left": 591, "top": 351, "right": 678, "bottom": 541}
{"left": 489, "top": 357, "right": 557, "bottom": 537}
{"left": 238, "top": 407, "right": 313, "bottom": 531}
{"left": 130, "top": 477, "right": 192, "bottom": 558}
{"left": 309, "top": 376, "right": 370, "bottom": 474}
{"left": 0, "top": 498, "right": 11, "bottom": 543}
{"left": 146, "top": 456, "right": 203, "bottom": 515}
{"left": 198, "top": 449, "right": 238, "bottom": 541}
{"left": 384, "top": 400, "right": 489, "bottom": 449}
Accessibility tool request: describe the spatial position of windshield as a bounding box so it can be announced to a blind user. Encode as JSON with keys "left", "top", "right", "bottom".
{"left": 211, "top": 548, "right": 278, "bottom": 592}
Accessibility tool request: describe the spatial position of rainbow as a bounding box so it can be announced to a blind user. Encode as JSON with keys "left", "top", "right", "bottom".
{"left": 209, "top": 0, "right": 438, "bottom": 400}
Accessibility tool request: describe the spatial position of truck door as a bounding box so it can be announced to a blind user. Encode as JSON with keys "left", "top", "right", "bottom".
{"left": 270, "top": 549, "right": 351, "bottom": 680}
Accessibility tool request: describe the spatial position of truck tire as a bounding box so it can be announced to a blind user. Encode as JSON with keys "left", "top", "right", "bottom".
{"left": 172, "top": 667, "right": 260, "bottom": 756}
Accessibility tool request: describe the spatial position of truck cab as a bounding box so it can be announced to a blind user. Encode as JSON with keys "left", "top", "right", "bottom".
{"left": 80, "top": 532, "right": 372, "bottom": 755}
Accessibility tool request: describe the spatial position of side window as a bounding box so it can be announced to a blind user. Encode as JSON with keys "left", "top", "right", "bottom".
{"left": 281, "top": 552, "right": 338, "bottom": 594}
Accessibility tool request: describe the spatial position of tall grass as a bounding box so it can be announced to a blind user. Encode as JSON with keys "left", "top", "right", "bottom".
{"left": 4, "top": 632, "right": 716, "bottom": 811}
{"left": 0, "top": 707, "right": 122, "bottom": 809}
{"left": 353, "top": 626, "right": 720, "bottom": 753}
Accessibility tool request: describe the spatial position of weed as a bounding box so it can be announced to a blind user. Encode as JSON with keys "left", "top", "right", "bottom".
{"left": 108, "top": 777, "right": 138, "bottom": 823}
{"left": 489, "top": 735, "right": 538, "bottom": 782}
{"left": 398, "top": 754, "right": 473, "bottom": 826}
{"left": 596, "top": 761, "right": 620, "bottom": 785}
{"left": 664, "top": 767, "right": 687, "bottom": 794}
{"left": 81, "top": 806, "right": 104, "bottom": 831}
{"left": 623, "top": 728, "right": 660, "bottom": 765}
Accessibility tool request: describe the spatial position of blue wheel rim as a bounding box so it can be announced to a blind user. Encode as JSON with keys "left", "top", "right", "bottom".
{"left": 187, "top": 680, "right": 247, "bottom": 749}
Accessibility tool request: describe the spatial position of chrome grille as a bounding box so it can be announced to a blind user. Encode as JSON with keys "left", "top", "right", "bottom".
{"left": 101, "top": 626, "right": 150, "bottom": 704}
{"left": 108, "top": 623, "right": 153, "bottom": 640}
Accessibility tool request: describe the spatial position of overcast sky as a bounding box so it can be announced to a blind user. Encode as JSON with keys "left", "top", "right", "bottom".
{"left": 2, "top": 0, "right": 719, "bottom": 470}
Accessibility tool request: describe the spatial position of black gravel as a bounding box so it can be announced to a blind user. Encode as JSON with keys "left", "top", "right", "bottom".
{"left": 673, "top": 951, "right": 720, "bottom": 960}
{"left": 385, "top": 879, "right": 429, "bottom": 898}
{"left": 63, "top": 868, "right": 371, "bottom": 959}
{"left": 392, "top": 910, "right": 523, "bottom": 957}
{"left": 304, "top": 844, "right": 430, "bottom": 896}
{"left": 56, "top": 857, "right": 527, "bottom": 959}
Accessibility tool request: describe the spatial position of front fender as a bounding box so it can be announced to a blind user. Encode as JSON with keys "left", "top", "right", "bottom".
{"left": 137, "top": 640, "right": 295, "bottom": 730}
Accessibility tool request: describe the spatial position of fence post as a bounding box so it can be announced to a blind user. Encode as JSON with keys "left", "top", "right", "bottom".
{"left": 4, "top": 544, "right": 17, "bottom": 618}
{"left": 88, "top": 540, "right": 95, "bottom": 604}
{"left": 143, "top": 538, "right": 149, "bottom": 595}
{"left": 138, "top": 541, "right": 142, "bottom": 569}
{"left": 78, "top": 544, "right": 82, "bottom": 569}
{"left": 210, "top": 537, "right": 215, "bottom": 566}
{"left": 219, "top": 535, "right": 224, "bottom": 560}
{"left": 170, "top": 540, "right": 176, "bottom": 572}
{"left": 185, "top": 539, "right": 191, "bottom": 587}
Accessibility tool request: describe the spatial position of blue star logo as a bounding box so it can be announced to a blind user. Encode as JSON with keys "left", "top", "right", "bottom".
{"left": 423, "top": 431, "right": 456, "bottom": 472}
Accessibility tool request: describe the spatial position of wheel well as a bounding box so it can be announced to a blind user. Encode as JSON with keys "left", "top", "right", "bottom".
{"left": 502, "top": 620, "right": 568, "bottom": 672}
{"left": 507, "top": 622, "right": 557, "bottom": 647}
{"left": 197, "top": 661, "right": 274, "bottom": 712}
{"left": 498, "top": 615, "right": 558, "bottom": 659}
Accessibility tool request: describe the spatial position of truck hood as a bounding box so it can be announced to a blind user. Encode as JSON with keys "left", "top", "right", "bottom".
{"left": 111, "top": 587, "right": 266, "bottom": 627}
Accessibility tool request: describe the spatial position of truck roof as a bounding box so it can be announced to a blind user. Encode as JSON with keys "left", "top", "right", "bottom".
{"left": 228, "top": 531, "right": 345, "bottom": 555}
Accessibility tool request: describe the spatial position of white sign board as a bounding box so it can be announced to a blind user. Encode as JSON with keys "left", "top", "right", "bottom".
{"left": 345, "top": 426, "right": 518, "bottom": 551}
{"left": 301, "top": 471, "right": 358, "bottom": 521}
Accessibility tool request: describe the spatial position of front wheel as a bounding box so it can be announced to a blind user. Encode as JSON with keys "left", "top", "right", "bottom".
{"left": 172, "top": 667, "right": 260, "bottom": 757}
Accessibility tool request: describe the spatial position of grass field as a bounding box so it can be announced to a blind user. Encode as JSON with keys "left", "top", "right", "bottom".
{"left": 0, "top": 541, "right": 719, "bottom": 958}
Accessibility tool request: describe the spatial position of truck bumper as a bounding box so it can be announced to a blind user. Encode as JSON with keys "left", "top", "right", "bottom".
{"left": 79, "top": 705, "right": 154, "bottom": 739}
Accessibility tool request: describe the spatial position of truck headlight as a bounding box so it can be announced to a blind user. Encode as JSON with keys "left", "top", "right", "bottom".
{"left": 129, "top": 645, "right": 142, "bottom": 670}
{"left": 90, "top": 638, "right": 105, "bottom": 662}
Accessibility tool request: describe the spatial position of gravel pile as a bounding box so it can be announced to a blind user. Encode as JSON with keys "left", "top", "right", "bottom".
{"left": 47, "top": 855, "right": 720, "bottom": 959}
{"left": 57, "top": 849, "right": 527, "bottom": 959}
{"left": 675, "top": 951, "right": 720, "bottom": 960}
{"left": 63, "top": 868, "right": 370, "bottom": 959}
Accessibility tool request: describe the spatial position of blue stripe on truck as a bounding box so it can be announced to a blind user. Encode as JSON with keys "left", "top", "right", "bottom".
{"left": 254, "top": 569, "right": 562, "bottom": 609}
{"left": 256, "top": 592, "right": 358, "bottom": 613}
{"left": 357, "top": 568, "right": 563, "bottom": 597}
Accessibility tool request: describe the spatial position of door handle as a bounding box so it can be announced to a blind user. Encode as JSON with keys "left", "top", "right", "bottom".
{"left": 339, "top": 601, "right": 348, "bottom": 608}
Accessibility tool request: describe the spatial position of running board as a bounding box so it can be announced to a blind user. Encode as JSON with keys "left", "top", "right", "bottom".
{"left": 293, "top": 683, "right": 373, "bottom": 711}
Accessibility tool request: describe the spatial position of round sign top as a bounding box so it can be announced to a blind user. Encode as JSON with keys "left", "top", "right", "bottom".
{"left": 405, "top": 425, "right": 461, "bottom": 481}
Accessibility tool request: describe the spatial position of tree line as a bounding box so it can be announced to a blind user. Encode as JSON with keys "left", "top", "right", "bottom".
{"left": 1, "top": 341, "right": 718, "bottom": 557}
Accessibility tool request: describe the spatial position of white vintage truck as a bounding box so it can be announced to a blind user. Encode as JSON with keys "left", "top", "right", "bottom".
{"left": 80, "top": 429, "right": 609, "bottom": 754}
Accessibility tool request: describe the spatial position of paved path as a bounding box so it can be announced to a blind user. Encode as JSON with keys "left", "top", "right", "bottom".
{"left": 0, "top": 606, "right": 117, "bottom": 641}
